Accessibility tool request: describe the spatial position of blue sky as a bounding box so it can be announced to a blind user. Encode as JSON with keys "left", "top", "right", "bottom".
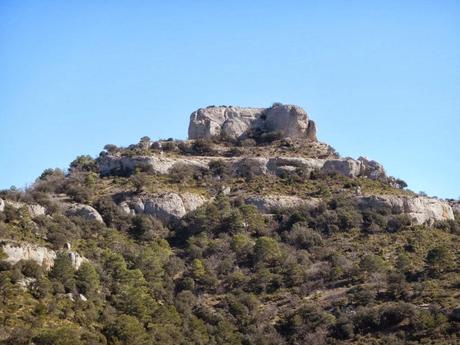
{"left": 0, "top": 1, "right": 459, "bottom": 199}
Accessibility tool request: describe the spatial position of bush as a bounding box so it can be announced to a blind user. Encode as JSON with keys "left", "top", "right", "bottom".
{"left": 130, "top": 214, "right": 169, "bottom": 240}
{"left": 49, "top": 253, "right": 76, "bottom": 292}
{"left": 69, "top": 155, "right": 98, "bottom": 172}
{"left": 254, "top": 237, "right": 282, "bottom": 265}
{"left": 284, "top": 223, "right": 322, "bottom": 249}
{"left": 76, "top": 262, "right": 100, "bottom": 296}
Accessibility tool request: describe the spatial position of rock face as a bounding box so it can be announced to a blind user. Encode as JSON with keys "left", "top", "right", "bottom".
{"left": 119, "top": 192, "right": 207, "bottom": 223}
{"left": 358, "top": 195, "right": 454, "bottom": 225}
{"left": 98, "top": 153, "right": 391, "bottom": 183}
{"left": 0, "top": 200, "right": 46, "bottom": 217}
{"left": 0, "top": 241, "right": 87, "bottom": 270}
{"left": 1, "top": 241, "right": 56, "bottom": 270}
{"left": 65, "top": 204, "right": 104, "bottom": 223}
{"left": 245, "top": 195, "right": 321, "bottom": 214}
{"left": 322, "top": 157, "right": 387, "bottom": 180}
{"left": 188, "top": 104, "right": 317, "bottom": 141}
{"left": 98, "top": 155, "right": 210, "bottom": 176}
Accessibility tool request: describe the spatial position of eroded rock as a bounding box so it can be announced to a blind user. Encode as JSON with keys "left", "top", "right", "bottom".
{"left": 0, "top": 200, "right": 46, "bottom": 217}
{"left": 0, "top": 241, "right": 87, "bottom": 270}
{"left": 65, "top": 204, "right": 104, "bottom": 223}
{"left": 119, "top": 192, "right": 207, "bottom": 223}
{"left": 188, "top": 104, "right": 317, "bottom": 141}
{"left": 245, "top": 195, "right": 321, "bottom": 214}
{"left": 358, "top": 195, "right": 454, "bottom": 225}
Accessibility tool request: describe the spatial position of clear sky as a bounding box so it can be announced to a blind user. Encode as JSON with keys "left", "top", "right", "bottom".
{"left": 0, "top": 1, "right": 459, "bottom": 199}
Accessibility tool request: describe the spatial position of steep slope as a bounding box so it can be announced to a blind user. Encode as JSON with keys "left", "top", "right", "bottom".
{"left": 0, "top": 104, "right": 459, "bottom": 345}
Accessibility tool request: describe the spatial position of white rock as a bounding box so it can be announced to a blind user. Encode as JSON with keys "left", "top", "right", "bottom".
{"left": 65, "top": 204, "right": 104, "bottom": 223}
{"left": 120, "top": 192, "right": 207, "bottom": 223}
{"left": 17, "top": 277, "right": 36, "bottom": 290}
{"left": 234, "top": 157, "right": 269, "bottom": 177}
{"left": 245, "top": 195, "right": 321, "bottom": 213}
{"left": 322, "top": 158, "right": 362, "bottom": 178}
{"left": 358, "top": 156, "right": 386, "bottom": 180}
{"left": 1, "top": 241, "right": 56, "bottom": 270}
{"left": 267, "top": 157, "right": 325, "bottom": 176}
{"left": 98, "top": 154, "right": 210, "bottom": 176}
{"left": 188, "top": 104, "right": 316, "bottom": 140}
{"left": 358, "top": 195, "right": 454, "bottom": 225}
{"left": 1, "top": 241, "right": 88, "bottom": 270}
{"left": 2, "top": 200, "right": 46, "bottom": 217}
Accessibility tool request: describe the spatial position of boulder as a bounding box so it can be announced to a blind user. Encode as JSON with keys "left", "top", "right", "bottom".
{"left": 0, "top": 198, "right": 4, "bottom": 212}
{"left": 65, "top": 204, "right": 104, "bottom": 223}
{"left": 358, "top": 195, "right": 454, "bottom": 225}
{"left": 358, "top": 156, "right": 386, "bottom": 180}
{"left": 245, "top": 195, "right": 321, "bottom": 214}
{"left": 188, "top": 104, "right": 317, "bottom": 141}
{"left": 234, "top": 157, "right": 269, "bottom": 177}
{"left": 119, "top": 192, "right": 207, "bottom": 223}
{"left": 322, "top": 158, "right": 362, "bottom": 178}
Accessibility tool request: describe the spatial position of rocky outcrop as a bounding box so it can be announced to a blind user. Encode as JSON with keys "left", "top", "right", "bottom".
{"left": 268, "top": 157, "right": 325, "bottom": 177}
{"left": 1, "top": 241, "right": 56, "bottom": 270}
{"left": 98, "top": 154, "right": 210, "bottom": 176}
{"left": 235, "top": 157, "right": 269, "bottom": 177}
{"left": 188, "top": 104, "right": 317, "bottom": 141}
{"left": 119, "top": 192, "right": 207, "bottom": 223}
{"left": 322, "top": 157, "right": 387, "bottom": 180}
{"left": 0, "top": 241, "right": 87, "bottom": 270}
{"left": 358, "top": 195, "right": 454, "bottom": 225}
{"left": 98, "top": 153, "right": 390, "bottom": 182}
{"left": 0, "top": 200, "right": 46, "bottom": 217}
{"left": 245, "top": 195, "right": 321, "bottom": 214}
{"left": 65, "top": 204, "right": 104, "bottom": 223}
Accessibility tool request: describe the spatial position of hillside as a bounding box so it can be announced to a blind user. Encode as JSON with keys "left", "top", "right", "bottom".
{"left": 0, "top": 104, "right": 459, "bottom": 345}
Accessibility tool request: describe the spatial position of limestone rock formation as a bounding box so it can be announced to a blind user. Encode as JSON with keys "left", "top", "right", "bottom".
{"left": 65, "top": 203, "right": 104, "bottom": 223}
{"left": 98, "top": 154, "right": 210, "bottom": 176}
{"left": 0, "top": 200, "right": 46, "bottom": 217}
{"left": 0, "top": 241, "right": 87, "bottom": 270}
{"left": 245, "top": 195, "right": 321, "bottom": 214}
{"left": 358, "top": 195, "right": 454, "bottom": 225}
{"left": 188, "top": 104, "right": 317, "bottom": 141}
{"left": 119, "top": 192, "right": 207, "bottom": 223}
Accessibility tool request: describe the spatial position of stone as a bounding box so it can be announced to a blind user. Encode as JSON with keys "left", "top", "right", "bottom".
{"left": 17, "top": 277, "right": 36, "bottom": 291}
{"left": 358, "top": 195, "right": 454, "bottom": 225}
{"left": 245, "top": 195, "right": 321, "bottom": 213}
{"left": 188, "top": 104, "right": 317, "bottom": 141}
{"left": 358, "top": 156, "right": 386, "bottom": 180}
{"left": 65, "top": 204, "right": 104, "bottom": 223}
{"left": 234, "top": 157, "right": 269, "bottom": 177}
{"left": 322, "top": 158, "right": 362, "bottom": 178}
{"left": 306, "top": 120, "right": 317, "bottom": 141}
{"left": 1, "top": 241, "right": 56, "bottom": 270}
{"left": 267, "top": 157, "right": 325, "bottom": 177}
{"left": 0, "top": 240, "right": 88, "bottom": 270}
{"left": 98, "top": 154, "right": 210, "bottom": 176}
{"left": 1, "top": 200, "right": 46, "bottom": 217}
{"left": 119, "top": 192, "right": 207, "bottom": 223}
